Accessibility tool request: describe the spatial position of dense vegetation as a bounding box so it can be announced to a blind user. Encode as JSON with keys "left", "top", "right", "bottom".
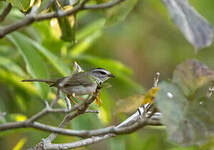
{"left": 0, "top": 0, "right": 214, "bottom": 149}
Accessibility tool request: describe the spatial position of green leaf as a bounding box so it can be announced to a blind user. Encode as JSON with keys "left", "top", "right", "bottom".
{"left": 15, "top": 32, "right": 70, "bottom": 76}
{"left": 7, "top": 33, "right": 49, "bottom": 98}
{"left": 9, "top": 113, "right": 27, "bottom": 122}
{"left": 0, "top": 68, "right": 38, "bottom": 95}
{"left": 0, "top": 56, "right": 27, "bottom": 77}
{"left": 70, "top": 31, "right": 102, "bottom": 57}
{"left": 79, "top": 55, "right": 132, "bottom": 74}
{"left": 12, "top": 138, "right": 27, "bottom": 150}
{"left": 155, "top": 81, "right": 214, "bottom": 145}
{"left": 172, "top": 59, "right": 214, "bottom": 97}
{"left": 7, "top": 0, "right": 31, "bottom": 11}
{"left": 105, "top": 0, "right": 139, "bottom": 26}
{"left": 69, "top": 19, "right": 106, "bottom": 57}
{"left": 57, "top": 15, "right": 76, "bottom": 42}
{"left": 162, "top": 0, "right": 214, "bottom": 51}
{"left": 77, "top": 18, "right": 105, "bottom": 41}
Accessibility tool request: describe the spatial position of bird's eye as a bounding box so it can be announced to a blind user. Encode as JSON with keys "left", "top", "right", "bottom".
{"left": 99, "top": 71, "right": 106, "bottom": 75}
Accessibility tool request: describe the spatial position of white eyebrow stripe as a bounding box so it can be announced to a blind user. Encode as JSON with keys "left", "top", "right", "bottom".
{"left": 94, "top": 69, "right": 110, "bottom": 74}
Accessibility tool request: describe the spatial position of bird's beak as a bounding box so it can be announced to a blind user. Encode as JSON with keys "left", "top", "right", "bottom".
{"left": 108, "top": 74, "right": 115, "bottom": 78}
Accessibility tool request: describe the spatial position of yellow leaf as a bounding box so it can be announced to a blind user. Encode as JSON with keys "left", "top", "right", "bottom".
{"left": 142, "top": 87, "right": 160, "bottom": 104}
{"left": 13, "top": 138, "right": 27, "bottom": 150}
{"left": 11, "top": 114, "right": 27, "bottom": 122}
{"left": 95, "top": 92, "right": 102, "bottom": 107}
{"left": 115, "top": 87, "right": 160, "bottom": 114}
{"left": 98, "top": 107, "right": 109, "bottom": 125}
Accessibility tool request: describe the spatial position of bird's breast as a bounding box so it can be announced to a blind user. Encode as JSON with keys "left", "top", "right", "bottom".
{"left": 62, "top": 83, "right": 97, "bottom": 96}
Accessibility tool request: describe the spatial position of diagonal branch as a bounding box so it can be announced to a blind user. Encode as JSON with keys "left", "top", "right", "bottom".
{"left": 0, "top": 87, "right": 161, "bottom": 150}
{"left": 43, "top": 88, "right": 101, "bottom": 143}
{"left": 0, "top": 72, "right": 162, "bottom": 150}
{"left": 0, "top": 3, "right": 12, "bottom": 22}
{"left": 42, "top": 107, "right": 161, "bottom": 150}
{"left": 30, "top": 118, "right": 160, "bottom": 138}
{"left": 0, "top": 0, "right": 126, "bottom": 38}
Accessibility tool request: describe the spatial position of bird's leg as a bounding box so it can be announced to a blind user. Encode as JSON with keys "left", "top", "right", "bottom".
{"left": 66, "top": 94, "right": 78, "bottom": 105}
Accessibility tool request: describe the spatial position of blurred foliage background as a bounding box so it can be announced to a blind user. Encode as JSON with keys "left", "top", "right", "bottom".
{"left": 0, "top": 0, "right": 214, "bottom": 149}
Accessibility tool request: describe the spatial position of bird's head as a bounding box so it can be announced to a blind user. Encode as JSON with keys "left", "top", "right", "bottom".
{"left": 89, "top": 68, "right": 115, "bottom": 83}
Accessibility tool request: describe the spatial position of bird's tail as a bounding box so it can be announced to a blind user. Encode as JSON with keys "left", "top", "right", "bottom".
{"left": 22, "top": 79, "right": 55, "bottom": 85}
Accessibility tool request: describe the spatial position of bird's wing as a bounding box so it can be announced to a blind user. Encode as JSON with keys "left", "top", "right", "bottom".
{"left": 62, "top": 72, "right": 95, "bottom": 87}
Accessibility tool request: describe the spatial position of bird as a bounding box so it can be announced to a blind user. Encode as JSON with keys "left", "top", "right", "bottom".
{"left": 22, "top": 68, "right": 115, "bottom": 103}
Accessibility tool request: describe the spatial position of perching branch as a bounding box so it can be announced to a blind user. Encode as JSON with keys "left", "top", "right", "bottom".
{"left": 0, "top": 64, "right": 162, "bottom": 150}
{"left": 0, "top": 89, "right": 162, "bottom": 150}
{"left": 0, "top": 88, "right": 99, "bottom": 132}
{"left": 42, "top": 87, "right": 101, "bottom": 144}
{"left": 0, "top": 0, "right": 126, "bottom": 38}
{"left": 40, "top": 105, "right": 161, "bottom": 150}
{"left": 43, "top": 119, "right": 158, "bottom": 150}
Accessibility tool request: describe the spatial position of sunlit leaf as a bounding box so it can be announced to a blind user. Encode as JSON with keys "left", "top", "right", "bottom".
{"left": 10, "top": 113, "right": 27, "bottom": 122}
{"left": 162, "top": 0, "right": 214, "bottom": 50}
{"left": 105, "top": 0, "right": 139, "bottom": 26}
{"left": 172, "top": 59, "right": 214, "bottom": 97}
{"left": 16, "top": 33, "right": 70, "bottom": 76}
{"left": 13, "top": 138, "right": 27, "bottom": 150}
{"left": 98, "top": 91, "right": 113, "bottom": 124}
{"left": 116, "top": 87, "right": 159, "bottom": 114}
{"left": 7, "top": 0, "right": 31, "bottom": 11}
{"left": 0, "top": 68, "right": 58, "bottom": 100}
{"left": 116, "top": 95, "right": 144, "bottom": 114}
{"left": 99, "top": 107, "right": 109, "bottom": 124}
{"left": 0, "top": 68, "right": 38, "bottom": 95}
{"left": 70, "top": 31, "right": 102, "bottom": 57}
{"left": 77, "top": 18, "right": 105, "bottom": 41}
{"left": 155, "top": 81, "right": 214, "bottom": 145}
{"left": 7, "top": 33, "right": 49, "bottom": 98}
{"left": 0, "top": 56, "right": 27, "bottom": 77}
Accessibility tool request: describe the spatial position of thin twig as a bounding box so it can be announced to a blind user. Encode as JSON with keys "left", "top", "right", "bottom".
{"left": 207, "top": 81, "right": 214, "bottom": 98}
{"left": 29, "top": 119, "right": 160, "bottom": 138}
{"left": 44, "top": 88, "right": 101, "bottom": 143}
{"left": 83, "top": 0, "right": 125, "bottom": 9}
{"left": 42, "top": 105, "right": 161, "bottom": 149}
{"left": 45, "top": 134, "right": 114, "bottom": 150}
{"left": 0, "top": 3, "right": 12, "bottom": 22}
{"left": 50, "top": 88, "right": 61, "bottom": 107}
{"left": 0, "top": 87, "right": 161, "bottom": 150}
{"left": 153, "top": 72, "right": 160, "bottom": 88}
{"left": 0, "top": 0, "right": 126, "bottom": 38}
